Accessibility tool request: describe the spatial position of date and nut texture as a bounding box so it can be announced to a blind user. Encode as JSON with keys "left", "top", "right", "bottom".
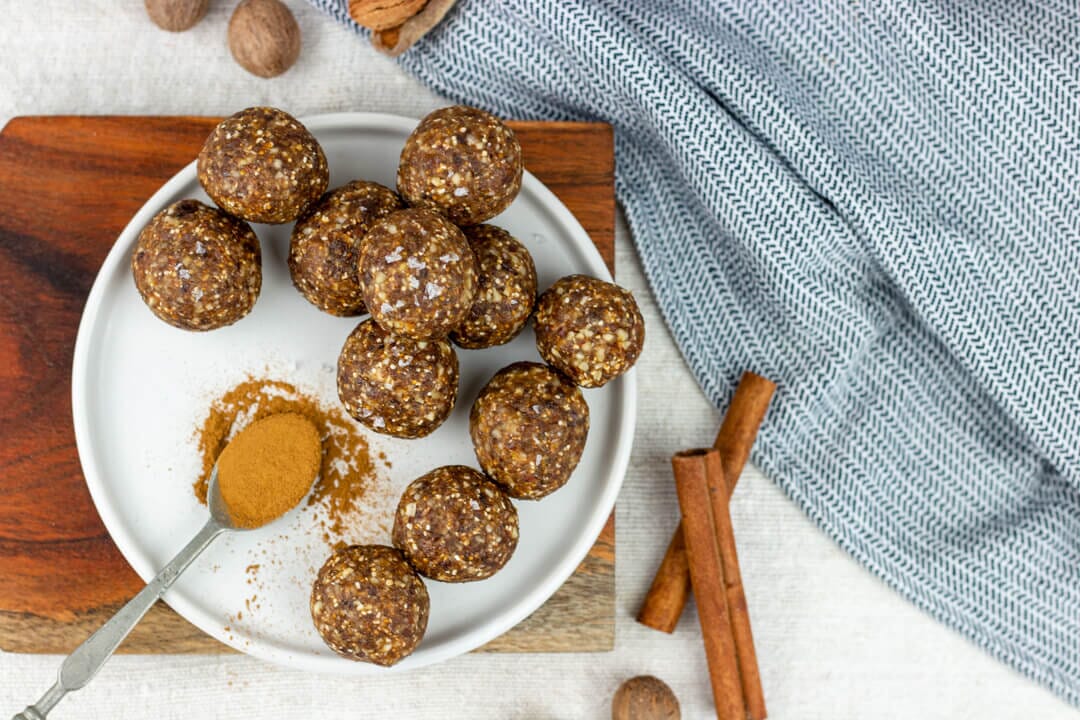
{"left": 450, "top": 224, "right": 537, "bottom": 349}
{"left": 535, "top": 274, "right": 645, "bottom": 388}
{"left": 359, "top": 208, "right": 477, "bottom": 340}
{"left": 289, "top": 180, "right": 403, "bottom": 316}
{"left": 470, "top": 362, "right": 590, "bottom": 500}
{"left": 197, "top": 106, "right": 329, "bottom": 225}
{"left": 392, "top": 465, "right": 519, "bottom": 582}
{"left": 337, "top": 318, "right": 459, "bottom": 438}
{"left": 132, "top": 199, "right": 261, "bottom": 331}
{"left": 310, "top": 544, "right": 429, "bottom": 666}
{"left": 397, "top": 105, "right": 523, "bottom": 227}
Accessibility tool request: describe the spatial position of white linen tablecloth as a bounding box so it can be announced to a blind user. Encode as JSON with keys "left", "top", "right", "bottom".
{"left": 0, "top": 2, "right": 1073, "bottom": 718}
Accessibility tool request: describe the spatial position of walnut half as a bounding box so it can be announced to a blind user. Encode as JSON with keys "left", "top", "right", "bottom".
{"left": 348, "top": 0, "right": 428, "bottom": 31}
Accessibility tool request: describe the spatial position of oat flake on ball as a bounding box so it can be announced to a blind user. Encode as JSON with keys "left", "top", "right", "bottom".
{"left": 289, "top": 180, "right": 403, "bottom": 316}
{"left": 359, "top": 208, "right": 477, "bottom": 340}
{"left": 451, "top": 224, "right": 537, "bottom": 349}
{"left": 197, "top": 106, "right": 329, "bottom": 224}
{"left": 337, "top": 318, "right": 459, "bottom": 439}
{"left": 131, "top": 199, "right": 261, "bottom": 331}
{"left": 534, "top": 274, "right": 645, "bottom": 388}
{"left": 470, "top": 362, "right": 590, "bottom": 500}
{"left": 310, "top": 544, "right": 429, "bottom": 666}
{"left": 393, "top": 465, "right": 519, "bottom": 582}
{"left": 397, "top": 105, "right": 523, "bottom": 226}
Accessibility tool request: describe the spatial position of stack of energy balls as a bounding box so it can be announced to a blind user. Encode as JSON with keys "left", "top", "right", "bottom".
{"left": 129, "top": 105, "right": 645, "bottom": 667}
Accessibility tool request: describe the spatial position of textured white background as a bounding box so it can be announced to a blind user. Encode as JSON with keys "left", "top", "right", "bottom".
{"left": 0, "top": 2, "right": 1075, "bottom": 718}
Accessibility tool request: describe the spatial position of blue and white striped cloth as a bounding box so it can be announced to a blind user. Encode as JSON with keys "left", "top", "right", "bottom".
{"left": 311, "top": 0, "right": 1080, "bottom": 703}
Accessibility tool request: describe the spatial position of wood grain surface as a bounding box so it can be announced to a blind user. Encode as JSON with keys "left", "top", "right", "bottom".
{"left": 0, "top": 116, "right": 615, "bottom": 654}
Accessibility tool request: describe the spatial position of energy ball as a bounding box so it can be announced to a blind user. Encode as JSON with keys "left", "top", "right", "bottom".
{"left": 310, "top": 544, "right": 429, "bottom": 666}
{"left": 359, "top": 208, "right": 477, "bottom": 340}
{"left": 197, "top": 106, "right": 329, "bottom": 224}
{"left": 450, "top": 225, "right": 537, "bottom": 349}
{"left": 393, "top": 465, "right": 519, "bottom": 583}
{"left": 470, "top": 362, "right": 589, "bottom": 500}
{"left": 289, "top": 181, "right": 403, "bottom": 316}
{"left": 397, "top": 105, "right": 523, "bottom": 226}
{"left": 534, "top": 274, "right": 645, "bottom": 388}
{"left": 337, "top": 318, "right": 458, "bottom": 438}
{"left": 131, "top": 199, "right": 261, "bottom": 331}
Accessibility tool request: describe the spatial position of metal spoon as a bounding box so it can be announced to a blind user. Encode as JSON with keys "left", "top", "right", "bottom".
{"left": 13, "top": 466, "right": 242, "bottom": 720}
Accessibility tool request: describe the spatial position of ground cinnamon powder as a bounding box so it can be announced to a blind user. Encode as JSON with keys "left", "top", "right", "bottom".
{"left": 215, "top": 413, "right": 322, "bottom": 529}
{"left": 194, "top": 377, "right": 380, "bottom": 539}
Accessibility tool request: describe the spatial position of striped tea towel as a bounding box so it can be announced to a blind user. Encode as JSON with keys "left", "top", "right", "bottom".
{"left": 310, "top": 0, "right": 1080, "bottom": 704}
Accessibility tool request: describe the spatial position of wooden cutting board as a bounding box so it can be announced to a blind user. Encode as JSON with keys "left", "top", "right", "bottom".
{"left": 0, "top": 116, "right": 615, "bottom": 654}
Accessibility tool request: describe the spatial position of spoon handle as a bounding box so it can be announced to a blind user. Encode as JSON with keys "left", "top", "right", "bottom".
{"left": 13, "top": 519, "right": 225, "bottom": 720}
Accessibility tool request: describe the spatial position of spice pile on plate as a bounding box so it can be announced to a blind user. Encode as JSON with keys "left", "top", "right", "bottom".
{"left": 131, "top": 104, "right": 646, "bottom": 666}
{"left": 193, "top": 377, "right": 381, "bottom": 542}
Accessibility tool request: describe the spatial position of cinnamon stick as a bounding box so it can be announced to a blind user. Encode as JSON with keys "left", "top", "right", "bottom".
{"left": 713, "top": 372, "right": 777, "bottom": 489}
{"left": 636, "top": 524, "right": 690, "bottom": 633}
{"left": 638, "top": 372, "right": 775, "bottom": 633}
{"left": 672, "top": 449, "right": 746, "bottom": 720}
{"left": 708, "top": 452, "right": 767, "bottom": 720}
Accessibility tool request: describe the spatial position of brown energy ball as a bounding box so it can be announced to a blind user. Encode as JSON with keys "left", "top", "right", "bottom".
{"left": 337, "top": 318, "right": 458, "bottom": 438}
{"left": 359, "top": 208, "right": 477, "bottom": 340}
{"left": 534, "top": 274, "right": 645, "bottom": 388}
{"left": 397, "top": 105, "right": 523, "bottom": 226}
{"left": 450, "top": 225, "right": 537, "bottom": 349}
{"left": 197, "top": 106, "right": 329, "bottom": 224}
{"left": 392, "top": 465, "right": 519, "bottom": 583}
{"left": 289, "top": 181, "right": 403, "bottom": 316}
{"left": 470, "top": 362, "right": 589, "bottom": 500}
{"left": 131, "top": 199, "right": 261, "bottom": 331}
{"left": 310, "top": 544, "right": 429, "bottom": 666}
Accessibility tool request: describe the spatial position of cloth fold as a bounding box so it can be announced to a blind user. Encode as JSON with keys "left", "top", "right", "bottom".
{"left": 311, "top": 0, "right": 1080, "bottom": 703}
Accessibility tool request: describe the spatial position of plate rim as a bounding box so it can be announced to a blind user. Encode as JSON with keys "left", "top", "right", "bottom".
{"left": 71, "top": 111, "right": 636, "bottom": 673}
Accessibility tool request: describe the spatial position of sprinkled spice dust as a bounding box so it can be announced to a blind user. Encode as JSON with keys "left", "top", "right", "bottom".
{"left": 193, "top": 376, "right": 389, "bottom": 541}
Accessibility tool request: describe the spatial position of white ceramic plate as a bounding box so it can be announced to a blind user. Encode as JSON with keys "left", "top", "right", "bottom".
{"left": 71, "top": 112, "right": 636, "bottom": 673}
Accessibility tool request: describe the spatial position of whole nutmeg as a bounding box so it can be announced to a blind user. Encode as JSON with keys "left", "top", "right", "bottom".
{"left": 145, "top": 0, "right": 209, "bottom": 31}
{"left": 228, "top": 0, "right": 301, "bottom": 78}
{"left": 612, "top": 676, "right": 680, "bottom": 720}
{"left": 348, "top": 0, "right": 427, "bottom": 30}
